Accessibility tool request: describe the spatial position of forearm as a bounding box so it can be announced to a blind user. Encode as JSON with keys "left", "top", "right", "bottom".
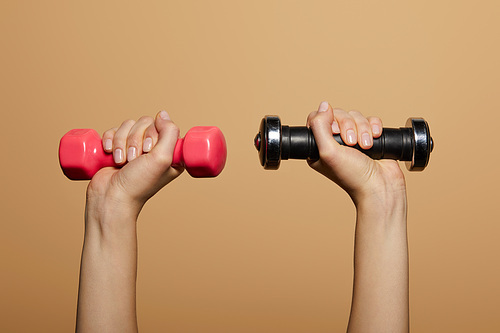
{"left": 347, "top": 192, "right": 409, "bottom": 333}
{"left": 76, "top": 202, "right": 139, "bottom": 333}
{"left": 72, "top": 112, "right": 182, "bottom": 332}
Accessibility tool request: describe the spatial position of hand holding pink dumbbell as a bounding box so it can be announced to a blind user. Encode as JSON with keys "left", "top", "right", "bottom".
{"left": 59, "top": 126, "right": 227, "bottom": 180}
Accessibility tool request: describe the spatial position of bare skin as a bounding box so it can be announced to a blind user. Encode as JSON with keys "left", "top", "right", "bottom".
{"left": 307, "top": 101, "right": 408, "bottom": 333}
{"left": 76, "top": 105, "right": 408, "bottom": 333}
{"left": 76, "top": 111, "right": 183, "bottom": 333}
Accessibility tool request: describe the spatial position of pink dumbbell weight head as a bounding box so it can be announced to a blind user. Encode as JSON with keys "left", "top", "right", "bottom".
{"left": 59, "top": 126, "right": 227, "bottom": 180}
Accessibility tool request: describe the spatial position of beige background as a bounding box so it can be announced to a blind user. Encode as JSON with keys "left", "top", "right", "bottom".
{"left": 1, "top": 1, "right": 499, "bottom": 332}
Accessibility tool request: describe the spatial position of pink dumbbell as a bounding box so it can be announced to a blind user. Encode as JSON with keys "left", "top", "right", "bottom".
{"left": 59, "top": 126, "right": 227, "bottom": 180}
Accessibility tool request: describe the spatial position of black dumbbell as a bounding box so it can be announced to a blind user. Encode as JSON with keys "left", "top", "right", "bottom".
{"left": 254, "top": 116, "right": 434, "bottom": 171}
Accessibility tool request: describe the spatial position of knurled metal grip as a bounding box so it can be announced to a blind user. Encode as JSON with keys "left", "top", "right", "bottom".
{"left": 254, "top": 116, "right": 434, "bottom": 171}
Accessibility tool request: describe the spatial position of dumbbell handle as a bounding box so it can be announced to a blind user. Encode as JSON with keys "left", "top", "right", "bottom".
{"left": 282, "top": 126, "right": 415, "bottom": 161}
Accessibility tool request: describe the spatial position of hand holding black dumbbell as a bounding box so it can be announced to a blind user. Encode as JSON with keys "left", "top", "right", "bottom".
{"left": 254, "top": 116, "right": 433, "bottom": 171}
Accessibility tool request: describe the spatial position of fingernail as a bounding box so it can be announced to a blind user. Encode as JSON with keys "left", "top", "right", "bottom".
{"left": 361, "top": 133, "right": 372, "bottom": 147}
{"left": 159, "top": 110, "right": 170, "bottom": 120}
{"left": 104, "top": 139, "right": 112, "bottom": 151}
{"left": 318, "top": 101, "right": 329, "bottom": 112}
{"left": 143, "top": 137, "right": 153, "bottom": 152}
{"left": 331, "top": 122, "right": 340, "bottom": 133}
{"left": 346, "top": 130, "right": 356, "bottom": 145}
{"left": 372, "top": 124, "right": 381, "bottom": 135}
{"left": 114, "top": 148, "right": 123, "bottom": 164}
{"left": 127, "top": 147, "right": 137, "bottom": 161}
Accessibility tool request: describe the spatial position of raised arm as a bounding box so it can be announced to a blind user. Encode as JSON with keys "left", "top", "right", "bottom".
{"left": 76, "top": 111, "right": 183, "bottom": 332}
{"left": 307, "top": 102, "right": 409, "bottom": 333}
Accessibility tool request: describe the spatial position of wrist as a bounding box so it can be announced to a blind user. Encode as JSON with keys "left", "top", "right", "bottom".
{"left": 354, "top": 199, "right": 407, "bottom": 235}
{"left": 353, "top": 183, "right": 407, "bottom": 223}
{"left": 85, "top": 189, "right": 143, "bottom": 236}
{"left": 350, "top": 165, "right": 407, "bottom": 210}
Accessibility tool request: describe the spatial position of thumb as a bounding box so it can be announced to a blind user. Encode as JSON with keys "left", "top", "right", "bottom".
{"left": 148, "top": 110, "right": 181, "bottom": 168}
{"left": 307, "top": 102, "right": 344, "bottom": 169}
{"left": 137, "top": 110, "right": 184, "bottom": 191}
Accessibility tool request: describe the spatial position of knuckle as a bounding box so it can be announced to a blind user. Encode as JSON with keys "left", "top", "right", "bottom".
{"left": 165, "top": 122, "right": 180, "bottom": 137}
{"left": 144, "top": 128, "right": 158, "bottom": 142}
{"left": 152, "top": 151, "right": 173, "bottom": 167}
{"left": 334, "top": 109, "right": 352, "bottom": 123}
{"left": 121, "top": 119, "right": 136, "bottom": 127}
{"left": 102, "top": 128, "right": 116, "bottom": 139}
{"left": 348, "top": 110, "right": 362, "bottom": 117}
{"left": 368, "top": 116, "right": 382, "bottom": 124}
{"left": 138, "top": 115, "right": 154, "bottom": 124}
{"left": 306, "top": 111, "right": 316, "bottom": 124}
{"left": 308, "top": 115, "right": 323, "bottom": 129}
{"left": 357, "top": 119, "right": 370, "bottom": 129}
{"left": 338, "top": 117, "right": 354, "bottom": 128}
{"left": 350, "top": 111, "right": 370, "bottom": 127}
{"left": 128, "top": 131, "right": 148, "bottom": 149}
{"left": 113, "top": 131, "right": 127, "bottom": 142}
{"left": 126, "top": 135, "right": 141, "bottom": 148}
{"left": 318, "top": 147, "right": 336, "bottom": 164}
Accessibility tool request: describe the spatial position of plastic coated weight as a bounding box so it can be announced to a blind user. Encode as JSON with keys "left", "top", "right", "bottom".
{"left": 59, "top": 126, "right": 227, "bottom": 180}
{"left": 254, "top": 116, "right": 434, "bottom": 171}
